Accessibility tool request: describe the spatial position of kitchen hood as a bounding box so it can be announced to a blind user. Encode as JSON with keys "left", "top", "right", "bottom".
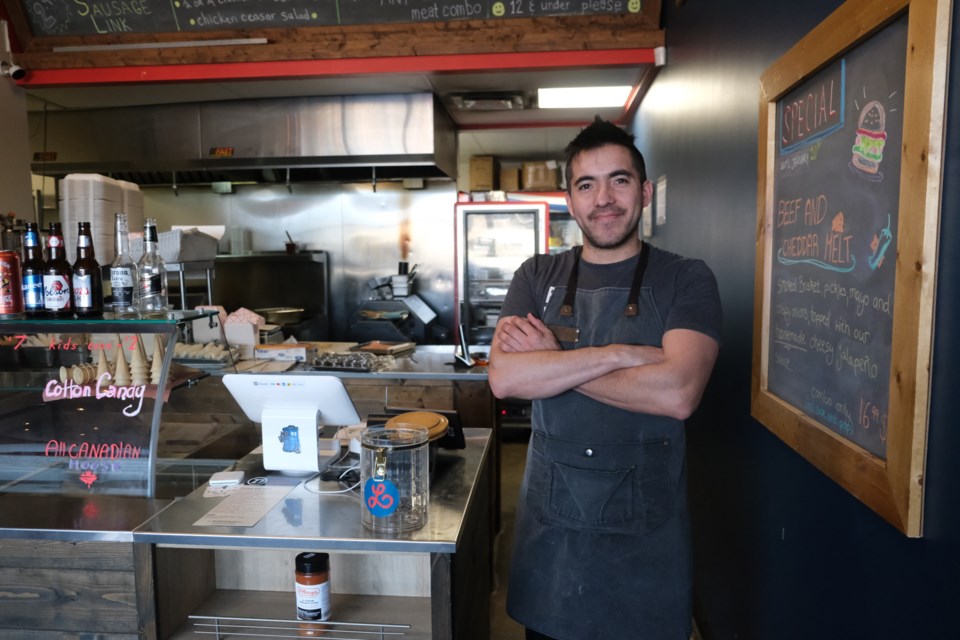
{"left": 28, "top": 93, "right": 457, "bottom": 185}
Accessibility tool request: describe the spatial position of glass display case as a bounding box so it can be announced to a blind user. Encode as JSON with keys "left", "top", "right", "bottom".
{"left": 454, "top": 202, "right": 549, "bottom": 344}
{"left": 0, "top": 311, "right": 244, "bottom": 498}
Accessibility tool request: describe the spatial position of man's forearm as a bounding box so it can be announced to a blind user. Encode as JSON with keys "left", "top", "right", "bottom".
{"left": 576, "top": 330, "right": 719, "bottom": 419}
{"left": 576, "top": 364, "right": 690, "bottom": 418}
{"left": 488, "top": 344, "right": 627, "bottom": 400}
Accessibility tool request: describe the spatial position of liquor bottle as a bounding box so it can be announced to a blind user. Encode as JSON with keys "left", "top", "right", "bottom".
{"left": 2, "top": 213, "right": 18, "bottom": 251}
{"left": 71, "top": 221, "right": 103, "bottom": 317}
{"left": 42, "top": 221, "right": 72, "bottom": 317}
{"left": 20, "top": 222, "right": 45, "bottom": 316}
{"left": 110, "top": 212, "right": 138, "bottom": 318}
{"left": 137, "top": 218, "right": 168, "bottom": 318}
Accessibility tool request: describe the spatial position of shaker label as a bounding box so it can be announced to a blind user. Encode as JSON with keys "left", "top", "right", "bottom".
{"left": 73, "top": 274, "right": 93, "bottom": 307}
{"left": 43, "top": 275, "right": 71, "bottom": 310}
{"left": 23, "top": 274, "right": 44, "bottom": 309}
{"left": 295, "top": 581, "right": 331, "bottom": 621}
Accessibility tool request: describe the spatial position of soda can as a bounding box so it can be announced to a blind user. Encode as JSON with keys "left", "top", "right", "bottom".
{"left": 0, "top": 250, "right": 26, "bottom": 318}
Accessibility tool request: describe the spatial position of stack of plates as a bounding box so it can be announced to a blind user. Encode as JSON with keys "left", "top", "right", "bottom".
{"left": 59, "top": 174, "right": 144, "bottom": 265}
{"left": 385, "top": 411, "right": 449, "bottom": 441}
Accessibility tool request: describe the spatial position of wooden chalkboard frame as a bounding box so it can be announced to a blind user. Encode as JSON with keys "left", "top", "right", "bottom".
{"left": 752, "top": 0, "right": 950, "bottom": 537}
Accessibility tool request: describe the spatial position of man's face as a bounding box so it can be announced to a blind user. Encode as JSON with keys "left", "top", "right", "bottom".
{"left": 565, "top": 144, "right": 652, "bottom": 256}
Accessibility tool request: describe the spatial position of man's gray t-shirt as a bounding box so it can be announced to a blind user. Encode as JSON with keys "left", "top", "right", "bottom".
{"left": 501, "top": 244, "right": 723, "bottom": 347}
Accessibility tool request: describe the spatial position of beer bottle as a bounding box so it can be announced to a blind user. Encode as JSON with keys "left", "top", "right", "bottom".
{"left": 20, "top": 222, "right": 45, "bottom": 316}
{"left": 110, "top": 212, "right": 138, "bottom": 318}
{"left": 42, "top": 221, "right": 73, "bottom": 317}
{"left": 137, "top": 218, "right": 168, "bottom": 318}
{"left": 72, "top": 221, "right": 103, "bottom": 317}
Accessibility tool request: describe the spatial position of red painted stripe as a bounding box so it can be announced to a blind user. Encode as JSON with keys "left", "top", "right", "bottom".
{"left": 19, "top": 48, "right": 658, "bottom": 87}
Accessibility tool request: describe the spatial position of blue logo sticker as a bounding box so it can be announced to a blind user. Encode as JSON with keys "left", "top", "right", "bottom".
{"left": 364, "top": 478, "right": 399, "bottom": 517}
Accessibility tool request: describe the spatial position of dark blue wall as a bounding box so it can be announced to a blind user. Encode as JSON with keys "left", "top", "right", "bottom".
{"left": 633, "top": 1, "right": 960, "bottom": 637}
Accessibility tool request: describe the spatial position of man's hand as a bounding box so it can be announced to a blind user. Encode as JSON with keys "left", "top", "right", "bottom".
{"left": 493, "top": 313, "right": 560, "bottom": 353}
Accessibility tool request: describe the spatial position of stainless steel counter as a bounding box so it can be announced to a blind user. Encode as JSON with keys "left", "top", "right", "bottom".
{"left": 0, "top": 494, "right": 170, "bottom": 542}
{"left": 135, "top": 429, "right": 490, "bottom": 553}
{"left": 304, "top": 345, "right": 489, "bottom": 381}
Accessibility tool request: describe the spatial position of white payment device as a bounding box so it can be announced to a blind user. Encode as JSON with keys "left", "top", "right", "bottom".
{"left": 222, "top": 374, "right": 361, "bottom": 474}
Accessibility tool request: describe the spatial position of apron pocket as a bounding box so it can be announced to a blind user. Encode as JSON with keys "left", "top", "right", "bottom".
{"left": 550, "top": 462, "right": 634, "bottom": 526}
{"left": 525, "top": 433, "right": 678, "bottom": 537}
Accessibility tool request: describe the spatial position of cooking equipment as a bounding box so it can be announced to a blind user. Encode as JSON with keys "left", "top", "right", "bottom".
{"left": 213, "top": 251, "right": 329, "bottom": 340}
{"left": 347, "top": 296, "right": 436, "bottom": 344}
{"left": 255, "top": 307, "right": 305, "bottom": 325}
{"left": 28, "top": 94, "right": 456, "bottom": 185}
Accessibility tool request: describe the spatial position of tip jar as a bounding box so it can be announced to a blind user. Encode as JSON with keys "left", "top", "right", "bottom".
{"left": 360, "top": 426, "right": 430, "bottom": 533}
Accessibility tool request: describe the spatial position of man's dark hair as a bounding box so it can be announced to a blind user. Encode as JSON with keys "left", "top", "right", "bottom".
{"left": 563, "top": 117, "right": 647, "bottom": 191}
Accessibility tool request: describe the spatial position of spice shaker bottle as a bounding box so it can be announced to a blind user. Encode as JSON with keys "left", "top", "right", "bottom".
{"left": 295, "top": 552, "right": 331, "bottom": 622}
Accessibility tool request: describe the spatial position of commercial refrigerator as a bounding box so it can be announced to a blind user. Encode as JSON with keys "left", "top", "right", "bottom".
{"left": 454, "top": 201, "right": 549, "bottom": 345}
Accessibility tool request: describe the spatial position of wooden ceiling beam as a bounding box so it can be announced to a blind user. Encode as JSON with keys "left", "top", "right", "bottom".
{"left": 18, "top": 47, "right": 662, "bottom": 87}
{"left": 5, "top": 13, "right": 663, "bottom": 72}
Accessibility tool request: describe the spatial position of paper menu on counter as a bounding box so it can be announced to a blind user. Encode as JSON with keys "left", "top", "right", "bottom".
{"left": 193, "top": 485, "right": 295, "bottom": 528}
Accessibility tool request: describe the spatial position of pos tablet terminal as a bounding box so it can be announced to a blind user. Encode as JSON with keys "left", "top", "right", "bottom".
{"left": 222, "top": 374, "right": 361, "bottom": 474}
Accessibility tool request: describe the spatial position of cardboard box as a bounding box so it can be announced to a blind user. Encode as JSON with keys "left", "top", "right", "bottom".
{"left": 522, "top": 161, "right": 561, "bottom": 191}
{"left": 469, "top": 155, "right": 499, "bottom": 191}
{"left": 254, "top": 343, "right": 318, "bottom": 362}
{"left": 191, "top": 314, "right": 224, "bottom": 344}
{"left": 500, "top": 166, "right": 521, "bottom": 192}
{"left": 224, "top": 323, "right": 258, "bottom": 359}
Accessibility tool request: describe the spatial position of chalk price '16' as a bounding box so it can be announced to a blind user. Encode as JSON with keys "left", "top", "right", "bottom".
{"left": 858, "top": 397, "right": 887, "bottom": 441}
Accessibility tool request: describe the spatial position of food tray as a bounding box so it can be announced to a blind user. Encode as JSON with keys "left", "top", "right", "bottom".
{"left": 311, "top": 351, "right": 394, "bottom": 373}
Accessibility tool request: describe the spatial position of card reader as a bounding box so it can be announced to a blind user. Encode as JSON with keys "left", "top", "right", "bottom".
{"left": 209, "top": 470, "right": 245, "bottom": 486}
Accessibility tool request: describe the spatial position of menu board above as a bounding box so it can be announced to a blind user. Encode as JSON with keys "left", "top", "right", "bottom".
{"left": 25, "top": 0, "right": 644, "bottom": 36}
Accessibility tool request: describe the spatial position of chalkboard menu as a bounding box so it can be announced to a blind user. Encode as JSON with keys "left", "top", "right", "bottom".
{"left": 754, "top": 0, "right": 949, "bottom": 537}
{"left": 24, "top": 0, "right": 644, "bottom": 37}
{"left": 766, "top": 15, "right": 907, "bottom": 460}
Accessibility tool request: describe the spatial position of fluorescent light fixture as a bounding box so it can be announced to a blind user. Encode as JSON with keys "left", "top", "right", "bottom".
{"left": 538, "top": 85, "right": 633, "bottom": 109}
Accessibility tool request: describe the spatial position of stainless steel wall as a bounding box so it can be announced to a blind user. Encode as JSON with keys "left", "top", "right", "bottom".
{"left": 142, "top": 181, "right": 459, "bottom": 342}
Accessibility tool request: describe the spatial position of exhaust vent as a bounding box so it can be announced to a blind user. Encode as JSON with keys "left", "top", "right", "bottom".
{"left": 28, "top": 94, "right": 457, "bottom": 185}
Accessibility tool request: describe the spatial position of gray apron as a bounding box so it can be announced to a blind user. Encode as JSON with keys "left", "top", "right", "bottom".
{"left": 506, "top": 249, "right": 692, "bottom": 640}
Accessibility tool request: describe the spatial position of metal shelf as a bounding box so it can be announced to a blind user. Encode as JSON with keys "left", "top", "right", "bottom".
{"left": 188, "top": 615, "right": 411, "bottom": 639}
{"left": 167, "top": 261, "right": 215, "bottom": 310}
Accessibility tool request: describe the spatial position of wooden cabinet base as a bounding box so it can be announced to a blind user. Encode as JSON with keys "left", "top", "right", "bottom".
{"left": 0, "top": 539, "right": 157, "bottom": 639}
